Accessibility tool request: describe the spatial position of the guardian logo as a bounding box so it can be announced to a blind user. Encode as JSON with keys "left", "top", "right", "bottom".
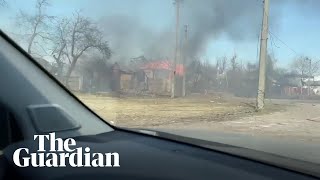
{"left": 13, "top": 133, "right": 120, "bottom": 167}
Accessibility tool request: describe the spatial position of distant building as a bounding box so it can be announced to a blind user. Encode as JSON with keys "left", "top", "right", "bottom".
{"left": 140, "top": 60, "right": 185, "bottom": 94}
{"left": 274, "top": 73, "right": 316, "bottom": 96}
{"left": 140, "top": 60, "right": 184, "bottom": 79}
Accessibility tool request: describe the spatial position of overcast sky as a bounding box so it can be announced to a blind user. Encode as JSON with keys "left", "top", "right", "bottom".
{"left": 1, "top": 0, "right": 320, "bottom": 67}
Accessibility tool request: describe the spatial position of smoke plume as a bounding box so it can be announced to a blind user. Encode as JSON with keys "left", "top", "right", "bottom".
{"left": 99, "top": 0, "right": 319, "bottom": 63}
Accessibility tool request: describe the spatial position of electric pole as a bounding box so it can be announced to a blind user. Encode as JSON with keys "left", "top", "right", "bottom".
{"left": 182, "top": 24, "right": 188, "bottom": 97}
{"left": 256, "top": 0, "right": 270, "bottom": 110}
{"left": 309, "top": 58, "right": 312, "bottom": 96}
{"left": 172, "top": 0, "right": 181, "bottom": 98}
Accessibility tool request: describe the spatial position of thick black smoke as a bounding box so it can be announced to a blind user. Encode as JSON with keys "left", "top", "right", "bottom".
{"left": 99, "top": 15, "right": 175, "bottom": 63}
{"left": 180, "top": 0, "right": 290, "bottom": 58}
{"left": 99, "top": 0, "right": 319, "bottom": 63}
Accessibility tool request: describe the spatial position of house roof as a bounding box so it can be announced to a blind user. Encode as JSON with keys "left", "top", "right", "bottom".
{"left": 140, "top": 60, "right": 185, "bottom": 75}
{"left": 140, "top": 60, "right": 171, "bottom": 70}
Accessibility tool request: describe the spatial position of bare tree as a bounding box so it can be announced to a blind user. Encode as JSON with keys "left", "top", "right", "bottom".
{"left": 216, "top": 56, "right": 228, "bottom": 89}
{"left": 291, "top": 56, "right": 320, "bottom": 84}
{"left": 63, "top": 12, "right": 111, "bottom": 86}
{"left": 186, "top": 58, "right": 202, "bottom": 91}
{"left": 228, "top": 54, "right": 240, "bottom": 92}
{"left": 0, "top": 0, "right": 7, "bottom": 7}
{"left": 16, "top": 0, "right": 54, "bottom": 55}
{"left": 230, "top": 54, "right": 238, "bottom": 72}
{"left": 49, "top": 18, "right": 69, "bottom": 77}
{"left": 216, "top": 56, "right": 227, "bottom": 74}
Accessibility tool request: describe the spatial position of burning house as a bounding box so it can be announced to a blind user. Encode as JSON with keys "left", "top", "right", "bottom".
{"left": 140, "top": 60, "right": 185, "bottom": 94}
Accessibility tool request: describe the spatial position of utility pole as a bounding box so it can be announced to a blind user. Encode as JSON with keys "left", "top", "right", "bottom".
{"left": 256, "top": 0, "right": 270, "bottom": 110}
{"left": 182, "top": 24, "right": 188, "bottom": 97}
{"left": 308, "top": 58, "right": 312, "bottom": 96}
{"left": 172, "top": 0, "right": 181, "bottom": 98}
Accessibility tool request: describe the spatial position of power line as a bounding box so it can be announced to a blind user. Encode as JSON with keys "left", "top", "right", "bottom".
{"left": 269, "top": 32, "right": 278, "bottom": 61}
{"left": 269, "top": 33, "right": 280, "bottom": 49}
{"left": 268, "top": 30, "right": 298, "bottom": 55}
{"left": 255, "top": 0, "right": 298, "bottom": 56}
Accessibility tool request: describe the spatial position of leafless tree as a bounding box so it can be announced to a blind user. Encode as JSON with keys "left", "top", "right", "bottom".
{"left": 216, "top": 56, "right": 228, "bottom": 89}
{"left": 16, "top": 0, "right": 54, "bottom": 55}
{"left": 291, "top": 56, "right": 320, "bottom": 88}
{"left": 216, "top": 56, "right": 227, "bottom": 75}
{"left": 227, "top": 54, "right": 240, "bottom": 91}
{"left": 292, "top": 56, "right": 320, "bottom": 79}
{"left": 48, "top": 18, "right": 69, "bottom": 77}
{"left": 62, "top": 12, "right": 111, "bottom": 86}
{"left": 0, "top": 0, "right": 7, "bottom": 7}
{"left": 230, "top": 54, "right": 238, "bottom": 72}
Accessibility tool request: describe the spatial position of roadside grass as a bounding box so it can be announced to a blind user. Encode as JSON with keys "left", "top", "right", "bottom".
{"left": 75, "top": 93, "right": 284, "bottom": 127}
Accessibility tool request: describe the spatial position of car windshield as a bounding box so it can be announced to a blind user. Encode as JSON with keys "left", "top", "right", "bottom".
{"left": 1, "top": 0, "right": 320, "bottom": 163}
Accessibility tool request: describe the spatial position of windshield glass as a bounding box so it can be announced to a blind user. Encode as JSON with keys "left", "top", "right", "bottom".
{"left": 1, "top": 0, "right": 320, "bottom": 163}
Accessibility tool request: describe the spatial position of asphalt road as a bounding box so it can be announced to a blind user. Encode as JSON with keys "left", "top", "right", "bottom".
{"left": 152, "top": 100, "right": 320, "bottom": 142}
{"left": 153, "top": 128, "right": 320, "bottom": 165}
{"left": 147, "top": 99, "right": 320, "bottom": 164}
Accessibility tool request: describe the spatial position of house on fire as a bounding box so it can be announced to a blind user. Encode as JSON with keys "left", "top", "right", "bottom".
{"left": 139, "top": 60, "right": 185, "bottom": 94}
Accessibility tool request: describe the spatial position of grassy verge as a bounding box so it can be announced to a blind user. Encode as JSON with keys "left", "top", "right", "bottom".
{"left": 75, "top": 93, "right": 284, "bottom": 128}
